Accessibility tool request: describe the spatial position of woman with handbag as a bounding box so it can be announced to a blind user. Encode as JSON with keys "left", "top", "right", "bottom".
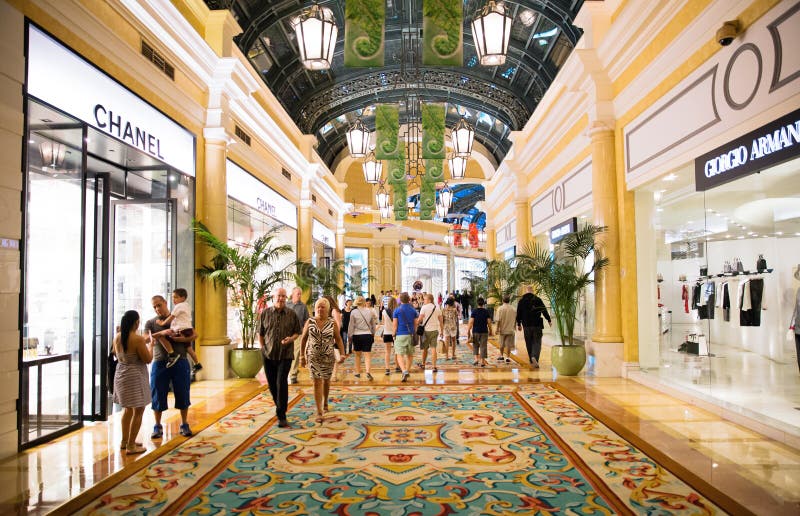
{"left": 300, "top": 297, "right": 346, "bottom": 423}
{"left": 348, "top": 296, "right": 378, "bottom": 380}
{"left": 382, "top": 296, "right": 398, "bottom": 375}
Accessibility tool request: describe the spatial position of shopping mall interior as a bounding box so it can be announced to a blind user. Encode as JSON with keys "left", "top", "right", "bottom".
{"left": 0, "top": 0, "right": 798, "bottom": 513}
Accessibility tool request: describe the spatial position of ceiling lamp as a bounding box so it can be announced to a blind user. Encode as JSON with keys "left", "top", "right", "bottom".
{"left": 471, "top": 0, "right": 512, "bottom": 66}
{"left": 346, "top": 118, "right": 371, "bottom": 158}
{"left": 451, "top": 117, "right": 475, "bottom": 158}
{"left": 478, "top": 229, "right": 487, "bottom": 243}
{"left": 292, "top": 3, "right": 338, "bottom": 70}
{"left": 447, "top": 154, "right": 467, "bottom": 180}
{"left": 438, "top": 183, "right": 454, "bottom": 209}
{"left": 39, "top": 140, "right": 66, "bottom": 169}
{"left": 400, "top": 239, "right": 415, "bottom": 256}
{"left": 379, "top": 205, "right": 392, "bottom": 219}
{"left": 362, "top": 151, "right": 382, "bottom": 183}
{"left": 435, "top": 202, "right": 448, "bottom": 219}
{"left": 375, "top": 182, "right": 390, "bottom": 210}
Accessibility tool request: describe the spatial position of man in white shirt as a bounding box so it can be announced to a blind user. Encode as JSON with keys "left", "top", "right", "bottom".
{"left": 418, "top": 293, "right": 444, "bottom": 372}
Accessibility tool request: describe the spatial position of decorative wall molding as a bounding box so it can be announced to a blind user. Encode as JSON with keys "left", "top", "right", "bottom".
{"left": 624, "top": 0, "right": 800, "bottom": 190}
{"left": 530, "top": 159, "right": 592, "bottom": 235}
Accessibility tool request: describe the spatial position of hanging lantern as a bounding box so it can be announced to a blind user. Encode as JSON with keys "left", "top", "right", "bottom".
{"left": 478, "top": 228, "right": 487, "bottom": 243}
{"left": 435, "top": 202, "right": 448, "bottom": 219}
{"left": 444, "top": 234, "right": 452, "bottom": 245}
{"left": 375, "top": 183, "right": 390, "bottom": 210}
{"left": 39, "top": 140, "right": 66, "bottom": 169}
{"left": 438, "top": 183, "right": 454, "bottom": 209}
{"left": 362, "top": 151, "right": 382, "bottom": 183}
{"left": 346, "top": 118, "right": 371, "bottom": 158}
{"left": 292, "top": 3, "right": 338, "bottom": 70}
{"left": 471, "top": 0, "right": 512, "bottom": 66}
{"left": 380, "top": 205, "right": 391, "bottom": 219}
{"left": 447, "top": 154, "right": 467, "bottom": 180}
{"left": 451, "top": 117, "right": 475, "bottom": 158}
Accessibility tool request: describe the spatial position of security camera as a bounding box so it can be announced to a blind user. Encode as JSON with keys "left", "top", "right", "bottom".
{"left": 716, "top": 20, "right": 739, "bottom": 46}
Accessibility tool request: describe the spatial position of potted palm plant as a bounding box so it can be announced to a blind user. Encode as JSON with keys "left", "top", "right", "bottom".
{"left": 193, "top": 221, "right": 293, "bottom": 378}
{"left": 292, "top": 259, "right": 348, "bottom": 310}
{"left": 516, "top": 225, "right": 609, "bottom": 375}
{"left": 464, "top": 258, "right": 522, "bottom": 310}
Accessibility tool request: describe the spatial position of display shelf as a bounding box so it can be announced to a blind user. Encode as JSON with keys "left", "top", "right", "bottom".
{"left": 699, "top": 268, "right": 773, "bottom": 279}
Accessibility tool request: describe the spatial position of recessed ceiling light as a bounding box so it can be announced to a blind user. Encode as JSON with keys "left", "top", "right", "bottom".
{"left": 737, "top": 236, "right": 745, "bottom": 239}
{"left": 706, "top": 208, "right": 713, "bottom": 212}
{"left": 725, "top": 235, "right": 731, "bottom": 238}
{"left": 656, "top": 208, "right": 663, "bottom": 212}
{"left": 747, "top": 231, "right": 754, "bottom": 235}
{"left": 688, "top": 220, "right": 694, "bottom": 224}
{"left": 28, "top": 140, "right": 34, "bottom": 144}
{"left": 662, "top": 173, "right": 678, "bottom": 182}
{"left": 775, "top": 232, "right": 783, "bottom": 235}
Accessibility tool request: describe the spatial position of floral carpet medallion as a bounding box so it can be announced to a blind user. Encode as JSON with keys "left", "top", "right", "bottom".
{"left": 78, "top": 384, "right": 726, "bottom": 515}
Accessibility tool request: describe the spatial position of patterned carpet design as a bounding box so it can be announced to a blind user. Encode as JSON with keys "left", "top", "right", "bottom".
{"left": 80, "top": 384, "right": 723, "bottom": 515}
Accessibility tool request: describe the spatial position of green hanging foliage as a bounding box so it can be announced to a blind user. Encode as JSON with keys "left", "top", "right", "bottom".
{"left": 392, "top": 183, "right": 408, "bottom": 220}
{"left": 375, "top": 105, "right": 403, "bottom": 160}
{"left": 423, "top": 159, "right": 444, "bottom": 183}
{"left": 387, "top": 159, "right": 406, "bottom": 184}
{"left": 422, "top": 0, "right": 463, "bottom": 66}
{"left": 419, "top": 181, "right": 435, "bottom": 220}
{"left": 421, "top": 103, "right": 446, "bottom": 159}
{"left": 344, "top": 0, "right": 385, "bottom": 67}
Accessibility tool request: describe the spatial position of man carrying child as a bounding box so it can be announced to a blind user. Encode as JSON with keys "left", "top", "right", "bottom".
{"left": 151, "top": 288, "right": 202, "bottom": 374}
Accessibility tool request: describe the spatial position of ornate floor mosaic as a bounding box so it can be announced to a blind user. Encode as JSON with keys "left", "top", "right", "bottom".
{"left": 79, "top": 384, "right": 726, "bottom": 515}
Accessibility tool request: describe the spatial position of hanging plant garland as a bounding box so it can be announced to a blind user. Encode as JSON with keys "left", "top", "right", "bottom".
{"left": 375, "top": 105, "right": 403, "bottom": 160}
{"left": 344, "top": 0, "right": 385, "bottom": 67}
{"left": 419, "top": 181, "right": 436, "bottom": 220}
{"left": 392, "top": 182, "right": 408, "bottom": 220}
{"left": 423, "top": 159, "right": 444, "bottom": 183}
{"left": 422, "top": 0, "right": 463, "bottom": 66}
{"left": 421, "top": 103, "right": 446, "bottom": 159}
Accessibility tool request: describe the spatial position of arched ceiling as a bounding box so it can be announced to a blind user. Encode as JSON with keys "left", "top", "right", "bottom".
{"left": 209, "top": 0, "right": 584, "bottom": 169}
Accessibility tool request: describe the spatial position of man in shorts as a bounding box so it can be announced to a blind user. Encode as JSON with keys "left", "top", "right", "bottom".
{"left": 417, "top": 293, "right": 443, "bottom": 372}
{"left": 146, "top": 295, "right": 197, "bottom": 439}
{"left": 494, "top": 295, "right": 517, "bottom": 363}
{"left": 392, "top": 292, "right": 418, "bottom": 382}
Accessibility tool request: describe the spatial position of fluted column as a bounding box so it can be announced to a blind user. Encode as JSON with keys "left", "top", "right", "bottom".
{"left": 591, "top": 124, "right": 623, "bottom": 344}
{"left": 485, "top": 228, "right": 497, "bottom": 261}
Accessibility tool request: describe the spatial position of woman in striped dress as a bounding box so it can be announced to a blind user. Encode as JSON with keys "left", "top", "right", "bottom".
{"left": 300, "top": 298, "right": 345, "bottom": 423}
{"left": 113, "top": 310, "right": 152, "bottom": 454}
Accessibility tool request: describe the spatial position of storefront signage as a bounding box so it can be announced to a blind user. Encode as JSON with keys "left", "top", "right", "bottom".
{"left": 313, "top": 219, "right": 335, "bottom": 247}
{"left": 226, "top": 160, "right": 297, "bottom": 228}
{"left": 26, "top": 26, "right": 195, "bottom": 175}
{"left": 550, "top": 217, "right": 577, "bottom": 244}
{"left": 695, "top": 108, "right": 800, "bottom": 191}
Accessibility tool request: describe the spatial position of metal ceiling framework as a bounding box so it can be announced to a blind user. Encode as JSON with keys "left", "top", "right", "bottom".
{"left": 214, "top": 0, "right": 584, "bottom": 168}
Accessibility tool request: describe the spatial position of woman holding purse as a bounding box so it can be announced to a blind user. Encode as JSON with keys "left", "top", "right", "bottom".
{"left": 348, "top": 296, "right": 378, "bottom": 380}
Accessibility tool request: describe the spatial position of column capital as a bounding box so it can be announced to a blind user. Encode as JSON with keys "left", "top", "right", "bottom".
{"left": 588, "top": 121, "right": 616, "bottom": 139}
{"left": 203, "top": 126, "right": 231, "bottom": 145}
{"left": 204, "top": 9, "right": 243, "bottom": 58}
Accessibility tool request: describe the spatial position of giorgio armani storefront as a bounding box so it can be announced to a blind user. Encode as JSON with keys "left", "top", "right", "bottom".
{"left": 20, "top": 25, "right": 196, "bottom": 448}
{"left": 625, "top": 0, "right": 800, "bottom": 435}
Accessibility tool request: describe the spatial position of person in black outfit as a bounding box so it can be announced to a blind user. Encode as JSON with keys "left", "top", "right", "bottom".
{"left": 516, "top": 286, "right": 551, "bottom": 368}
{"left": 461, "top": 291, "right": 471, "bottom": 322}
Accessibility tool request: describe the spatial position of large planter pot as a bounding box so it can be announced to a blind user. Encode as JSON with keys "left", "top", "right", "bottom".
{"left": 230, "top": 348, "right": 263, "bottom": 378}
{"left": 551, "top": 345, "right": 586, "bottom": 376}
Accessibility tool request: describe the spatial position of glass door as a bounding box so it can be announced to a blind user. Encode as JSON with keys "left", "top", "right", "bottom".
{"left": 111, "top": 200, "right": 176, "bottom": 340}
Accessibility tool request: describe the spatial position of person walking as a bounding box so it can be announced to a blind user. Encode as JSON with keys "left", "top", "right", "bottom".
{"left": 494, "top": 295, "right": 517, "bottom": 363}
{"left": 348, "top": 296, "right": 377, "bottom": 380}
{"left": 516, "top": 285, "right": 552, "bottom": 368}
{"left": 392, "top": 292, "right": 418, "bottom": 382}
{"left": 113, "top": 310, "right": 152, "bottom": 455}
{"left": 441, "top": 297, "right": 459, "bottom": 360}
{"left": 258, "top": 288, "right": 302, "bottom": 428}
{"left": 146, "top": 295, "right": 197, "bottom": 440}
{"left": 300, "top": 297, "right": 345, "bottom": 422}
{"left": 341, "top": 298, "right": 353, "bottom": 355}
{"left": 417, "top": 293, "right": 443, "bottom": 372}
{"left": 382, "top": 296, "right": 398, "bottom": 375}
{"left": 287, "top": 286, "right": 310, "bottom": 385}
{"left": 467, "top": 298, "right": 493, "bottom": 367}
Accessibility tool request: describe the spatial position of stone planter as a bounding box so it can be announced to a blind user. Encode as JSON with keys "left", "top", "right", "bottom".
{"left": 229, "top": 348, "right": 263, "bottom": 378}
{"left": 551, "top": 345, "right": 586, "bottom": 376}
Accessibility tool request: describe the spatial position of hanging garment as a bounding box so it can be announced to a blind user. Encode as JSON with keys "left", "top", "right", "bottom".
{"left": 682, "top": 284, "right": 689, "bottom": 314}
{"left": 698, "top": 281, "right": 715, "bottom": 320}
{"left": 739, "top": 279, "right": 765, "bottom": 327}
{"left": 721, "top": 282, "right": 730, "bottom": 322}
{"left": 692, "top": 284, "right": 701, "bottom": 310}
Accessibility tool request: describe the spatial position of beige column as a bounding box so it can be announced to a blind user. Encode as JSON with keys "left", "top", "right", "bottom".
{"left": 335, "top": 218, "right": 346, "bottom": 292}
{"left": 485, "top": 228, "right": 497, "bottom": 261}
{"left": 297, "top": 200, "right": 313, "bottom": 263}
{"left": 514, "top": 201, "right": 531, "bottom": 253}
{"left": 197, "top": 130, "right": 232, "bottom": 379}
{"left": 370, "top": 244, "right": 382, "bottom": 295}
{"left": 384, "top": 244, "right": 400, "bottom": 289}
{"left": 588, "top": 124, "right": 624, "bottom": 377}
{"left": 447, "top": 250, "right": 456, "bottom": 293}
{"left": 0, "top": 1, "right": 23, "bottom": 459}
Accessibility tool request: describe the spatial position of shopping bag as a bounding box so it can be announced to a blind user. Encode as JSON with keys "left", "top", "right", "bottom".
{"left": 255, "top": 367, "right": 267, "bottom": 386}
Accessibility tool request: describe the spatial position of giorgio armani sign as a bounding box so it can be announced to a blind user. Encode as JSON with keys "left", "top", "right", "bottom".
{"left": 695, "top": 108, "right": 800, "bottom": 191}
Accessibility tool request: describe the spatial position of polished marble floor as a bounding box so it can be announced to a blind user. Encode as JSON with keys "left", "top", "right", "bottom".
{"left": 640, "top": 322, "right": 800, "bottom": 435}
{"left": 1, "top": 336, "right": 799, "bottom": 514}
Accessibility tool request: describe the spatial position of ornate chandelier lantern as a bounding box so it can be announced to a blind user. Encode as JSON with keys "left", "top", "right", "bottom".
{"left": 438, "top": 183, "right": 454, "bottom": 209}
{"left": 451, "top": 117, "right": 475, "bottom": 158}
{"left": 346, "top": 118, "right": 371, "bottom": 158}
{"left": 435, "top": 202, "right": 448, "bottom": 219}
{"left": 292, "top": 3, "right": 338, "bottom": 70}
{"left": 471, "top": 0, "right": 512, "bottom": 66}
{"left": 375, "top": 182, "right": 390, "bottom": 210}
{"left": 362, "top": 151, "right": 382, "bottom": 183}
{"left": 447, "top": 154, "right": 467, "bottom": 180}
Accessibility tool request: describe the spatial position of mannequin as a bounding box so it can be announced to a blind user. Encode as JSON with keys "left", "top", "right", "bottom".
{"left": 792, "top": 265, "right": 800, "bottom": 372}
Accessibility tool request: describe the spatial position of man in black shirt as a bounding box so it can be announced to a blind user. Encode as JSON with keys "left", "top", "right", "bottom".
{"left": 259, "top": 287, "right": 301, "bottom": 428}
{"left": 515, "top": 286, "right": 551, "bottom": 368}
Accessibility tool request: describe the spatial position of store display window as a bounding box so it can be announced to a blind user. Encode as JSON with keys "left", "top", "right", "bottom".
{"left": 401, "top": 252, "right": 448, "bottom": 295}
